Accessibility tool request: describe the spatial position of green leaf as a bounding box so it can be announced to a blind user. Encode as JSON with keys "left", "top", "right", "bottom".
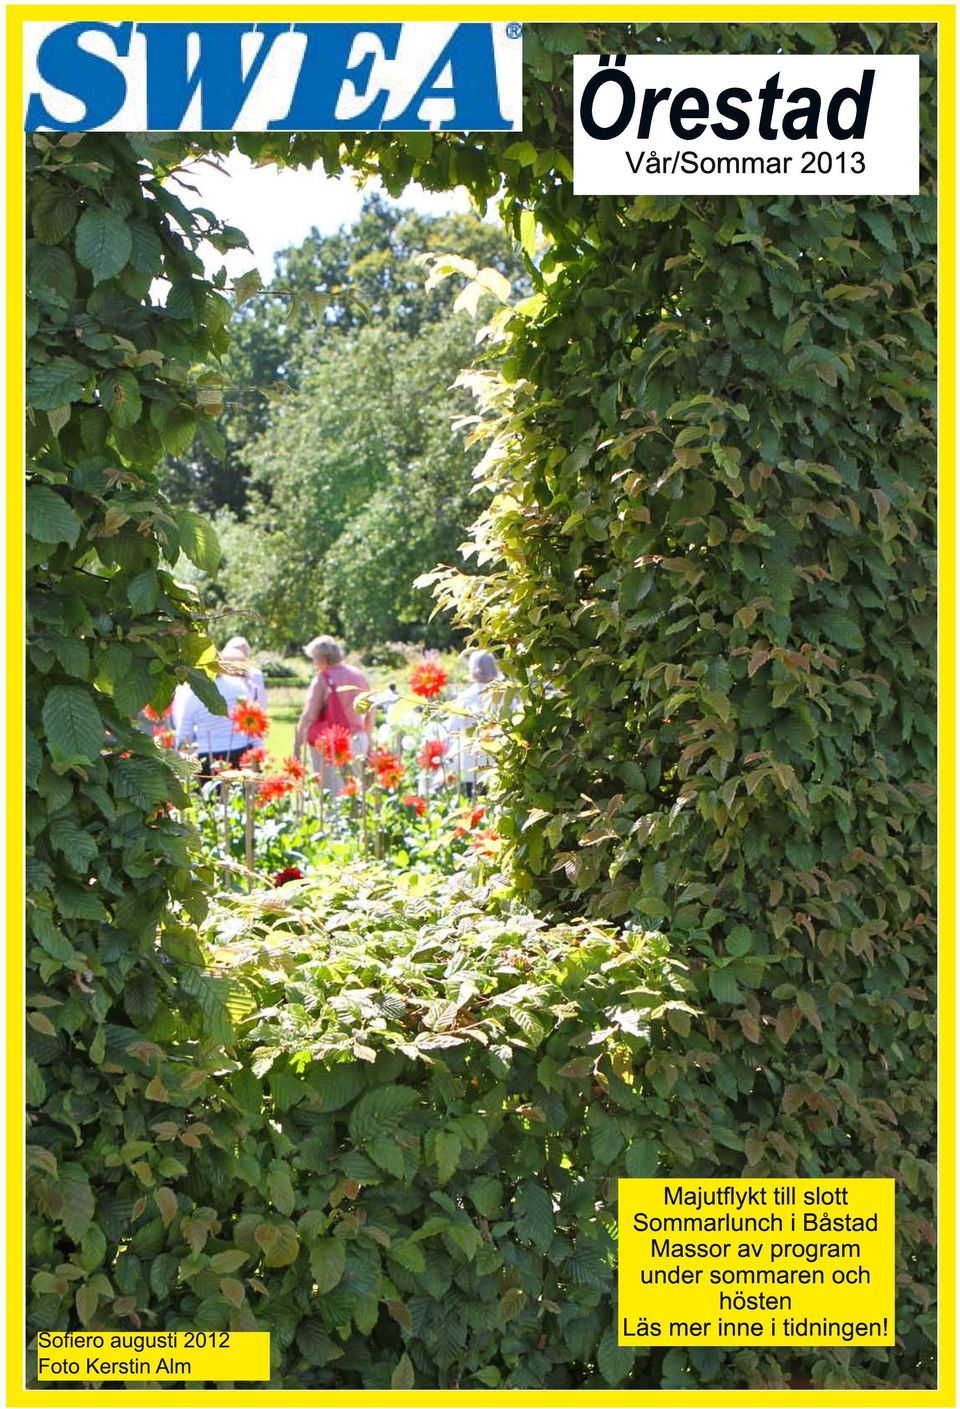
{"left": 597, "top": 1327, "right": 634, "bottom": 1385}
{"left": 433, "top": 1130, "right": 461, "bottom": 1184}
{"left": 388, "top": 1239, "right": 425, "bottom": 1274}
{"left": 725, "top": 925, "right": 753, "bottom": 958}
{"left": 347, "top": 1085, "right": 418, "bottom": 1144}
{"left": 112, "top": 658, "right": 156, "bottom": 715}
{"left": 59, "top": 1165, "right": 95, "bottom": 1243}
{"left": 129, "top": 223, "right": 164, "bottom": 274}
{"left": 160, "top": 410, "right": 197, "bottom": 458}
{"left": 55, "top": 884, "right": 107, "bottom": 921}
{"left": 29, "top": 244, "right": 77, "bottom": 300}
{"left": 391, "top": 1354, "right": 415, "bottom": 1390}
{"left": 26, "top": 358, "right": 88, "bottom": 411}
{"left": 267, "top": 1165, "right": 296, "bottom": 1217}
{"left": 367, "top": 1135, "right": 405, "bottom": 1179}
{"left": 624, "top": 1140, "right": 659, "bottom": 1177}
{"left": 258, "top": 1220, "right": 299, "bottom": 1268}
{"left": 26, "top": 485, "right": 80, "bottom": 547}
{"left": 26, "top": 1059, "right": 47, "bottom": 1107}
{"left": 100, "top": 370, "right": 142, "bottom": 428}
{"left": 75, "top": 1285, "right": 98, "bottom": 1326}
{"left": 818, "top": 609, "right": 864, "bottom": 651}
{"left": 49, "top": 818, "right": 98, "bottom": 872}
{"left": 75, "top": 206, "right": 133, "bottom": 283}
{"left": 41, "top": 685, "right": 103, "bottom": 763}
{"left": 519, "top": 208, "right": 538, "bottom": 259}
{"left": 309, "top": 1238, "right": 346, "bottom": 1294}
{"left": 498, "top": 1287, "right": 526, "bottom": 1322}
{"left": 52, "top": 637, "right": 89, "bottom": 678}
{"left": 178, "top": 510, "right": 221, "bottom": 573}
{"left": 513, "top": 1180, "right": 554, "bottom": 1252}
{"left": 32, "top": 186, "right": 78, "bottom": 245}
{"left": 128, "top": 569, "right": 159, "bottom": 613}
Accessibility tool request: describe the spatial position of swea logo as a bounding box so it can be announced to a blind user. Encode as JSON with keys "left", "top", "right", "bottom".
{"left": 24, "top": 21, "right": 523, "bottom": 132}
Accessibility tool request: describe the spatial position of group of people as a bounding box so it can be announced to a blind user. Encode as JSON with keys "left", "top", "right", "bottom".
{"left": 167, "top": 632, "right": 505, "bottom": 795}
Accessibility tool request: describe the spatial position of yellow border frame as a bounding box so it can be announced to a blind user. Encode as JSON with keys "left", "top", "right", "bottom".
{"left": 8, "top": 6, "right": 956, "bottom": 1406}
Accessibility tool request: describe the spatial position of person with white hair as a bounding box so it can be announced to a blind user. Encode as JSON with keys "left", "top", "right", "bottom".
{"left": 294, "top": 635, "right": 373, "bottom": 791}
{"left": 446, "top": 650, "right": 504, "bottom": 797}
{"left": 220, "top": 636, "right": 266, "bottom": 706}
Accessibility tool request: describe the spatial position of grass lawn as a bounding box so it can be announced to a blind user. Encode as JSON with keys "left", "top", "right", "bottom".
{"left": 264, "top": 686, "right": 300, "bottom": 759}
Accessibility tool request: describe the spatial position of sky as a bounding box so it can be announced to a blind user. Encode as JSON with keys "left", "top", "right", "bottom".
{"left": 168, "top": 147, "right": 474, "bottom": 282}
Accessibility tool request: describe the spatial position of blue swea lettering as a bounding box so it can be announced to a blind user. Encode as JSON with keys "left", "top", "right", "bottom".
{"left": 270, "top": 23, "right": 510, "bottom": 131}
{"left": 25, "top": 22, "right": 133, "bottom": 130}
{"left": 25, "top": 20, "right": 513, "bottom": 133}
{"left": 268, "top": 24, "right": 401, "bottom": 129}
{"left": 138, "top": 24, "right": 287, "bottom": 128}
{"left": 382, "top": 24, "right": 510, "bottom": 130}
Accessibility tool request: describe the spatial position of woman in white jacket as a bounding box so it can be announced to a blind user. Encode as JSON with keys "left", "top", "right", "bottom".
{"left": 446, "top": 651, "right": 503, "bottom": 798}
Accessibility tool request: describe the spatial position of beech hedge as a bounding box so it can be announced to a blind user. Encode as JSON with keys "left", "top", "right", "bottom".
{"left": 430, "top": 21, "right": 938, "bottom": 1392}
{"left": 25, "top": 19, "right": 937, "bottom": 1393}
{"left": 30, "top": 865, "right": 689, "bottom": 1389}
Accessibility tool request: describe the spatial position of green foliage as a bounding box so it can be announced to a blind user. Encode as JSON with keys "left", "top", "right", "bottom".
{"left": 161, "top": 194, "right": 526, "bottom": 522}
{"left": 27, "top": 864, "right": 684, "bottom": 1388}
{"left": 214, "top": 314, "right": 486, "bottom": 650}
{"left": 427, "top": 20, "right": 937, "bottom": 1391}
{"left": 25, "top": 18, "right": 938, "bottom": 1392}
{"left": 25, "top": 128, "right": 240, "bottom": 1367}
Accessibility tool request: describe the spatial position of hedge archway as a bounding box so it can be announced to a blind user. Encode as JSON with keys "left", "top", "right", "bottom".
{"left": 26, "top": 20, "right": 936, "bottom": 1390}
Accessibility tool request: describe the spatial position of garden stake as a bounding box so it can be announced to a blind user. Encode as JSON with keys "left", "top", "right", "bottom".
{"left": 220, "top": 775, "right": 231, "bottom": 889}
{"left": 244, "top": 780, "right": 254, "bottom": 889}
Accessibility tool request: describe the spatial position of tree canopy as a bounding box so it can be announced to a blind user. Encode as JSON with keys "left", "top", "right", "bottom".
{"left": 163, "top": 193, "right": 526, "bottom": 647}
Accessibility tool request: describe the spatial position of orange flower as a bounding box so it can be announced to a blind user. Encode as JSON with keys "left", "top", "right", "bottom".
{"left": 402, "top": 793, "right": 427, "bottom": 817}
{"left": 417, "top": 738, "right": 447, "bottom": 770}
{"left": 369, "top": 748, "right": 404, "bottom": 789}
{"left": 257, "top": 774, "right": 294, "bottom": 807}
{"left": 409, "top": 661, "right": 448, "bottom": 699}
{"left": 339, "top": 776, "right": 359, "bottom": 798}
{"left": 282, "top": 755, "right": 306, "bottom": 781}
{"left": 230, "top": 698, "right": 269, "bottom": 738}
{"left": 144, "top": 703, "right": 172, "bottom": 723}
{"left": 316, "top": 725, "right": 353, "bottom": 766}
{"left": 239, "top": 745, "right": 266, "bottom": 769}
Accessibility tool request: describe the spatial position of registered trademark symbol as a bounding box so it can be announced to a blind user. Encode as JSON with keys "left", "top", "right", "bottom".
{"left": 506, "top": 22, "right": 522, "bottom": 39}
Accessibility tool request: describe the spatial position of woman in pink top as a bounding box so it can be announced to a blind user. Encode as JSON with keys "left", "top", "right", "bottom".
{"left": 295, "top": 635, "right": 373, "bottom": 793}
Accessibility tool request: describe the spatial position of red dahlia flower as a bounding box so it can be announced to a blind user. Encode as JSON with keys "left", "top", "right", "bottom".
{"left": 340, "top": 776, "right": 359, "bottom": 798}
{"left": 153, "top": 727, "right": 174, "bottom": 749}
{"left": 316, "top": 725, "right": 353, "bottom": 766}
{"left": 257, "top": 774, "right": 294, "bottom": 807}
{"left": 273, "top": 866, "right": 304, "bottom": 887}
{"left": 282, "top": 755, "right": 306, "bottom": 781}
{"left": 417, "top": 738, "right": 447, "bottom": 770}
{"left": 402, "top": 794, "right": 427, "bottom": 817}
{"left": 368, "top": 748, "right": 404, "bottom": 789}
{"left": 409, "top": 661, "right": 448, "bottom": 699}
{"left": 239, "top": 746, "right": 266, "bottom": 769}
{"left": 144, "top": 703, "right": 172, "bottom": 723}
{"left": 230, "top": 698, "right": 269, "bottom": 738}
